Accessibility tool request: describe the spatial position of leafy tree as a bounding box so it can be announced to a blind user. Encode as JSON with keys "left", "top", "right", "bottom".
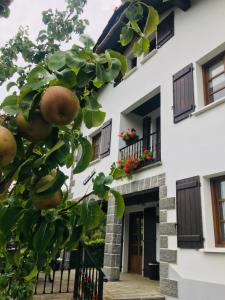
{"left": 0, "top": 0, "right": 159, "bottom": 298}
{"left": 0, "top": 0, "right": 88, "bottom": 86}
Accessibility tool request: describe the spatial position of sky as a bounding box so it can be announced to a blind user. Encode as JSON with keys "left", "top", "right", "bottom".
{"left": 0, "top": 0, "right": 121, "bottom": 98}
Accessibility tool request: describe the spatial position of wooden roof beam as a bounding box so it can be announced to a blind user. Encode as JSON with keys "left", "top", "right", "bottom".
{"left": 174, "top": 0, "right": 191, "bottom": 11}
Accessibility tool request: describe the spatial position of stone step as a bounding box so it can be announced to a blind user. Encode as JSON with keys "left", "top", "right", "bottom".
{"left": 33, "top": 294, "right": 73, "bottom": 300}
{"left": 105, "top": 297, "right": 165, "bottom": 300}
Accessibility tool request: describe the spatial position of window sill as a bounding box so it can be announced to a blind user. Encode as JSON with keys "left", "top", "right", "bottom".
{"left": 89, "top": 158, "right": 100, "bottom": 166}
{"left": 191, "top": 97, "right": 225, "bottom": 117}
{"left": 199, "top": 248, "right": 225, "bottom": 254}
{"left": 140, "top": 49, "right": 157, "bottom": 64}
{"left": 123, "top": 66, "right": 137, "bottom": 80}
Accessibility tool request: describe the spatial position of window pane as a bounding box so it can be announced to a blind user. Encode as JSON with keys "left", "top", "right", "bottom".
{"left": 220, "top": 222, "right": 225, "bottom": 242}
{"left": 208, "top": 60, "right": 224, "bottom": 78}
{"left": 220, "top": 181, "right": 225, "bottom": 199}
{"left": 209, "top": 73, "right": 225, "bottom": 92}
{"left": 210, "top": 88, "right": 225, "bottom": 102}
{"left": 219, "top": 202, "right": 225, "bottom": 220}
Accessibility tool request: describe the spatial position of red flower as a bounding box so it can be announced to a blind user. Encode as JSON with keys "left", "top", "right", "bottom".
{"left": 143, "top": 149, "right": 148, "bottom": 154}
{"left": 133, "top": 163, "right": 139, "bottom": 169}
{"left": 119, "top": 131, "right": 124, "bottom": 137}
{"left": 146, "top": 156, "right": 152, "bottom": 161}
{"left": 130, "top": 131, "right": 136, "bottom": 137}
{"left": 124, "top": 166, "right": 130, "bottom": 173}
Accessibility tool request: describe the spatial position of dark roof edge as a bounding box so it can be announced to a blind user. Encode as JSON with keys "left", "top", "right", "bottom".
{"left": 94, "top": 0, "right": 191, "bottom": 54}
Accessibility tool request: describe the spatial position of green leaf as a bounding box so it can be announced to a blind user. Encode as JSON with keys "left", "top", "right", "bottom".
{"left": 34, "top": 140, "right": 65, "bottom": 168}
{"left": 85, "top": 93, "right": 102, "bottom": 110}
{"left": 93, "top": 173, "right": 113, "bottom": 199}
{"left": 78, "top": 200, "right": 104, "bottom": 231}
{"left": 0, "top": 206, "right": 22, "bottom": 233}
{"left": 46, "top": 51, "right": 66, "bottom": 71}
{"left": 77, "top": 67, "right": 95, "bottom": 88}
{"left": 108, "top": 50, "right": 128, "bottom": 76}
{"left": 66, "top": 51, "right": 86, "bottom": 69}
{"left": 133, "top": 37, "right": 150, "bottom": 56}
{"left": 144, "top": 6, "right": 159, "bottom": 38}
{"left": 120, "top": 26, "right": 134, "bottom": 47}
{"left": 27, "top": 65, "right": 55, "bottom": 90}
{"left": 56, "top": 68, "right": 77, "bottom": 88}
{"left": 24, "top": 266, "right": 38, "bottom": 281}
{"left": 110, "top": 189, "right": 125, "bottom": 218}
{"left": 33, "top": 222, "right": 55, "bottom": 254}
{"left": 83, "top": 109, "right": 105, "bottom": 129}
{"left": 73, "top": 137, "right": 93, "bottom": 174}
{"left": 36, "top": 170, "right": 68, "bottom": 196}
{"left": 0, "top": 94, "right": 19, "bottom": 115}
{"left": 93, "top": 77, "right": 104, "bottom": 88}
{"left": 130, "top": 20, "right": 141, "bottom": 34}
{"left": 110, "top": 163, "right": 125, "bottom": 179}
{"left": 96, "top": 58, "right": 121, "bottom": 83}
{"left": 125, "top": 3, "right": 143, "bottom": 21}
{"left": 79, "top": 34, "right": 95, "bottom": 49}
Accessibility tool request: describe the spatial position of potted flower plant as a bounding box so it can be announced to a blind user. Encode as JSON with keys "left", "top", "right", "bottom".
{"left": 117, "top": 149, "right": 153, "bottom": 177}
{"left": 119, "top": 128, "right": 139, "bottom": 146}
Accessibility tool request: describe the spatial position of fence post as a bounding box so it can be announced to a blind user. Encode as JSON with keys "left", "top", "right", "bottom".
{"left": 73, "top": 245, "right": 82, "bottom": 300}
{"left": 98, "top": 271, "right": 104, "bottom": 300}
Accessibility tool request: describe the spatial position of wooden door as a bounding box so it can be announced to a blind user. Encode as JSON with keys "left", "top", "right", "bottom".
{"left": 143, "top": 207, "right": 157, "bottom": 277}
{"left": 128, "top": 212, "right": 143, "bottom": 274}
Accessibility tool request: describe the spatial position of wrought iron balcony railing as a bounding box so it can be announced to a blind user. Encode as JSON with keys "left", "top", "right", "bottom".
{"left": 120, "top": 131, "right": 161, "bottom": 165}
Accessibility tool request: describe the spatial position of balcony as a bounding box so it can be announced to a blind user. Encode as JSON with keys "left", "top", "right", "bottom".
{"left": 119, "top": 131, "right": 161, "bottom": 167}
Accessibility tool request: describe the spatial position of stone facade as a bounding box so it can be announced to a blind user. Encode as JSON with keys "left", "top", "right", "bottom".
{"left": 104, "top": 196, "right": 122, "bottom": 281}
{"left": 103, "top": 173, "right": 178, "bottom": 298}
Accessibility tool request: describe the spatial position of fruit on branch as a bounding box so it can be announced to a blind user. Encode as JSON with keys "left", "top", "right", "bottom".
{"left": 40, "top": 86, "right": 80, "bottom": 125}
{"left": 32, "top": 175, "right": 62, "bottom": 210}
{"left": 16, "top": 110, "right": 52, "bottom": 142}
{"left": 0, "top": 126, "right": 17, "bottom": 167}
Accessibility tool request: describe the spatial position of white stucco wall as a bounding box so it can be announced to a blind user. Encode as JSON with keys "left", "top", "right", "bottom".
{"left": 72, "top": 0, "right": 225, "bottom": 297}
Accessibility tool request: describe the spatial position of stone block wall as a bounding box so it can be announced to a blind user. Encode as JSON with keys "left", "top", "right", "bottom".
{"left": 103, "top": 173, "right": 178, "bottom": 298}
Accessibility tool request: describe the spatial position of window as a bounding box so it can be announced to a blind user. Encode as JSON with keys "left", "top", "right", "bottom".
{"left": 203, "top": 52, "right": 225, "bottom": 105}
{"left": 157, "top": 12, "right": 174, "bottom": 48}
{"left": 92, "top": 132, "right": 101, "bottom": 161}
{"left": 211, "top": 176, "right": 225, "bottom": 247}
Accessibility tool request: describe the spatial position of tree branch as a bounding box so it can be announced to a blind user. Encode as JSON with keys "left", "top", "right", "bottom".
{"left": 60, "top": 191, "right": 94, "bottom": 213}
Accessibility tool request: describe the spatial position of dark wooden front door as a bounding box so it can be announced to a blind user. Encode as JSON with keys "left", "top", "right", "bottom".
{"left": 128, "top": 212, "right": 143, "bottom": 274}
{"left": 143, "top": 207, "right": 157, "bottom": 277}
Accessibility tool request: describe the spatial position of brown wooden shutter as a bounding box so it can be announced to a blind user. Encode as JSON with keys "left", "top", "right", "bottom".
{"left": 100, "top": 119, "right": 112, "bottom": 158}
{"left": 173, "top": 63, "right": 195, "bottom": 123}
{"left": 176, "top": 176, "right": 204, "bottom": 249}
{"left": 157, "top": 12, "right": 174, "bottom": 48}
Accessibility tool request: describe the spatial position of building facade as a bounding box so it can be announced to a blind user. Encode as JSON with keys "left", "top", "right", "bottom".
{"left": 70, "top": 0, "right": 225, "bottom": 299}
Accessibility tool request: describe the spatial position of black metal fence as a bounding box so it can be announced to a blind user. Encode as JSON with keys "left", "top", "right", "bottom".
{"left": 120, "top": 131, "right": 161, "bottom": 163}
{"left": 34, "top": 244, "right": 107, "bottom": 300}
